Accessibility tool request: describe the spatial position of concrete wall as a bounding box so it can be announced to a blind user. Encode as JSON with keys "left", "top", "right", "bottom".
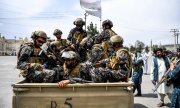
{"left": 163, "top": 44, "right": 180, "bottom": 52}
{"left": 0, "top": 37, "right": 24, "bottom": 56}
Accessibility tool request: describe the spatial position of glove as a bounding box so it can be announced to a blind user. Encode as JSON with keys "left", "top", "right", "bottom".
{"left": 30, "top": 63, "right": 43, "bottom": 71}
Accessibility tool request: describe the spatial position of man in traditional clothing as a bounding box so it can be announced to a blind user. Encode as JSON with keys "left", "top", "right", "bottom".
{"left": 150, "top": 48, "right": 173, "bottom": 107}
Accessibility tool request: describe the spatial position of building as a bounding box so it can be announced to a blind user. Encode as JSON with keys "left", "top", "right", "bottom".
{"left": 163, "top": 44, "right": 180, "bottom": 52}
{"left": 0, "top": 36, "right": 25, "bottom": 56}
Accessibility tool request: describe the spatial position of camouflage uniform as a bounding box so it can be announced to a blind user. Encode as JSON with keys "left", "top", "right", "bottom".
{"left": 67, "top": 18, "right": 87, "bottom": 62}
{"left": 49, "top": 29, "right": 70, "bottom": 65}
{"left": 98, "top": 35, "right": 132, "bottom": 82}
{"left": 80, "top": 44, "right": 127, "bottom": 83}
{"left": 79, "top": 36, "right": 95, "bottom": 61}
{"left": 51, "top": 29, "right": 70, "bottom": 51}
{"left": 55, "top": 51, "right": 85, "bottom": 83}
{"left": 94, "top": 19, "right": 117, "bottom": 53}
{"left": 67, "top": 18, "right": 87, "bottom": 45}
{"left": 17, "top": 31, "right": 56, "bottom": 83}
{"left": 56, "top": 49, "right": 126, "bottom": 83}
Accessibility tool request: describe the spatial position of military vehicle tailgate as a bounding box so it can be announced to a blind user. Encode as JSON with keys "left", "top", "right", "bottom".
{"left": 12, "top": 80, "right": 134, "bottom": 108}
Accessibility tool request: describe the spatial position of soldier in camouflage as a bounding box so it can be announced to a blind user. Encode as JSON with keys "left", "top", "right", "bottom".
{"left": 57, "top": 51, "right": 83, "bottom": 87}
{"left": 57, "top": 48, "right": 126, "bottom": 88}
{"left": 50, "top": 29, "right": 70, "bottom": 65}
{"left": 67, "top": 18, "right": 87, "bottom": 62}
{"left": 80, "top": 44, "right": 108, "bottom": 82}
{"left": 51, "top": 29, "right": 69, "bottom": 51}
{"left": 17, "top": 31, "right": 56, "bottom": 83}
{"left": 96, "top": 35, "right": 132, "bottom": 82}
{"left": 67, "top": 18, "right": 87, "bottom": 45}
{"left": 94, "top": 19, "right": 118, "bottom": 53}
{"left": 81, "top": 44, "right": 127, "bottom": 83}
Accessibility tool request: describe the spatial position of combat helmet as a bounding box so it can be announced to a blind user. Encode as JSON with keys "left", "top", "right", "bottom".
{"left": 110, "top": 35, "right": 124, "bottom": 44}
{"left": 102, "top": 19, "right": 113, "bottom": 28}
{"left": 31, "top": 30, "right": 48, "bottom": 39}
{"left": 53, "top": 29, "right": 62, "bottom": 36}
{"left": 73, "top": 18, "right": 85, "bottom": 25}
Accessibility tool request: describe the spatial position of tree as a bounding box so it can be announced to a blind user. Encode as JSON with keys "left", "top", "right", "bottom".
{"left": 129, "top": 45, "right": 136, "bottom": 52}
{"left": 135, "top": 40, "right": 145, "bottom": 51}
{"left": 86, "top": 22, "right": 99, "bottom": 37}
{"left": 152, "top": 45, "right": 158, "bottom": 52}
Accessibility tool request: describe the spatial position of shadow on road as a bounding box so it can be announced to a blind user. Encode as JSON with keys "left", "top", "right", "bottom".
{"left": 141, "top": 93, "right": 158, "bottom": 98}
{"left": 164, "top": 103, "right": 171, "bottom": 107}
{"left": 134, "top": 103, "right": 148, "bottom": 108}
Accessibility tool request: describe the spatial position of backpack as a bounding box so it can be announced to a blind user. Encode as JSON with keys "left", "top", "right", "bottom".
{"left": 17, "top": 42, "right": 33, "bottom": 62}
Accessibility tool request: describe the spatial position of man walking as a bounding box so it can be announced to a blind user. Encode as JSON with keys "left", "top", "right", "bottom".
{"left": 150, "top": 48, "right": 173, "bottom": 107}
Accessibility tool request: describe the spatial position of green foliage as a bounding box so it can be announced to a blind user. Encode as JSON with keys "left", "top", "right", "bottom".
{"left": 86, "top": 22, "right": 99, "bottom": 37}
{"left": 129, "top": 45, "right": 136, "bottom": 52}
{"left": 135, "top": 40, "right": 145, "bottom": 51}
{"left": 152, "top": 45, "right": 158, "bottom": 52}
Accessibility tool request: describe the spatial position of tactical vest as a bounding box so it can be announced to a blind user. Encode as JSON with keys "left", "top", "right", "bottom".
{"left": 72, "top": 31, "right": 86, "bottom": 44}
{"left": 105, "top": 29, "right": 117, "bottom": 37}
{"left": 29, "top": 47, "right": 44, "bottom": 64}
{"left": 63, "top": 64, "right": 81, "bottom": 78}
{"left": 17, "top": 43, "right": 44, "bottom": 77}
{"left": 51, "top": 39, "right": 67, "bottom": 48}
{"left": 108, "top": 56, "right": 119, "bottom": 70}
{"left": 116, "top": 48, "right": 132, "bottom": 78}
{"left": 101, "top": 29, "right": 117, "bottom": 52}
{"left": 17, "top": 42, "right": 33, "bottom": 60}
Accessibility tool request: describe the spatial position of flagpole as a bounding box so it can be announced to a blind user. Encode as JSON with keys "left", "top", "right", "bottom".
{"left": 100, "top": 0, "right": 102, "bottom": 32}
{"left": 84, "top": 12, "right": 88, "bottom": 31}
{"left": 100, "top": 18, "right": 102, "bottom": 32}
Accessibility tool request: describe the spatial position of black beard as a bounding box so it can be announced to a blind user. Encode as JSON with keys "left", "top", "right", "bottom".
{"left": 66, "top": 63, "right": 76, "bottom": 69}
{"left": 157, "top": 55, "right": 162, "bottom": 58}
{"left": 34, "top": 42, "right": 40, "bottom": 48}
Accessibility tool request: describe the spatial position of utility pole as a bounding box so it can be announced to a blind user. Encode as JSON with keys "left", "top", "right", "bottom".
{"left": 150, "top": 39, "right": 152, "bottom": 51}
{"left": 15, "top": 36, "right": 16, "bottom": 56}
{"left": 176, "top": 33, "right": 179, "bottom": 44}
{"left": 176, "top": 33, "right": 180, "bottom": 48}
{"left": 170, "top": 29, "right": 179, "bottom": 52}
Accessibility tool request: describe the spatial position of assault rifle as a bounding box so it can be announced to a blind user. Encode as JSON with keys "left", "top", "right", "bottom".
{"left": 152, "top": 68, "right": 171, "bottom": 92}
{"left": 71, "top": 78, "right": 93, "bottom": 83}
{"left": 152, "top": 59, "right": 180, "bottom": 92}
{"left": 40, "top": 44, "right": 64, "bottom": 65}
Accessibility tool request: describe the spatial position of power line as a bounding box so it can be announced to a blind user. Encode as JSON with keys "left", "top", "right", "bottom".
{"left": 0, "top": 1, "right": 31, "bottom": 16}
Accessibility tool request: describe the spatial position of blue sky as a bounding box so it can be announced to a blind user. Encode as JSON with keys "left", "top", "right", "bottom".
{"left": 0, "top": 0, "right": 180, "bottom": 46}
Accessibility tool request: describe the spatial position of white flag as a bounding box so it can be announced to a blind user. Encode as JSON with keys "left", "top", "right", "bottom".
{"left": 80, "top": 0, "right": 101, "bottom": 18}
{"left": 85, "top": 10, "right": 101, "bottom": 18}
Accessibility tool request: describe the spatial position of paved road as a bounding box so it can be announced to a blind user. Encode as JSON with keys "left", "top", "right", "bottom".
{"left": 134, "top": 74, "right": 171, "bottom": 108}
{"left": 0, "top": 56, "right": 172, "bottom": 108}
